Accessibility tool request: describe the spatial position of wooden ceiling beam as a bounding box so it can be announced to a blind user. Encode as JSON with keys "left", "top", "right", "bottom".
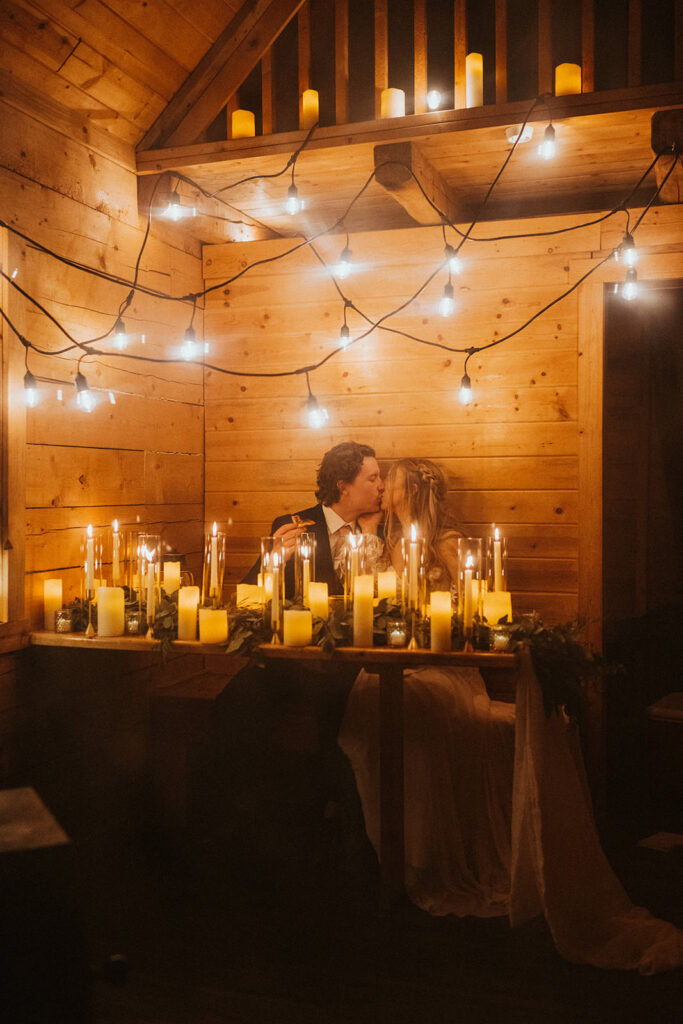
{"left": 373, "top": 141, "right": 458, "bottom": 224}
{"left": 138, "top": 0, "right": 307, "bottom": 152}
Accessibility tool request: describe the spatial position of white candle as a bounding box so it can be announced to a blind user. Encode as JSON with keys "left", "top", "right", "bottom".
{"left": 483, "top": 590, "right": 513, "bottom": 625}
{"left": 85, "top": 524, "right": 94, "bottom": 593}
{"left": 283, "top": 609, "right": 313, "bottom": 647}
{"left": 271, "top": 553, "right": 281, "bottom": 628}
{"left": 307, "top": 581, "right": 329, "bottom": 620}
{"left": 97, "top": 586, "right": 124, "bottom": 637}
{"left": 146, "top": 558, "right": 156, "bottom": 624}
{"left": 199, "top": 607, "right": 228, "bottom": 644}
{"left": 463, "top": 555, "right": 474, "bottom": 632}
{"left": 377, "top": 568, "right": 397, "bottom": 603}
{"left": 430, "top": 591, "right": 452, "bottom": 652}
{"left": 43, "top": 579, "right": 62, "bottom": 631}
{"left": 231, "top": 108, "right": 255, "bottom": 139}
{"left": 210, "top": 522, "right": 219, "bottom": 595}
{"left": 236, "top": 583, "right": 261, "bottom": 608}
{"left": 555, "top": 62, "right": 581, "bottom": 96}
{"left": 163, "top": 561, "right": 181, "bottom": 595}
{"left": 493, "top": 527, "right": 503, "bottom": 592}
{"left": 380, "top": 87, "right": 405, "bottom": 118}
{"left": 112, "top": 521, "right": 120, "bottom": 584}
{"left": 466, "top": 52, "right": 484, "bottom": 107}
{"left": 353, "top": 574, "right": 374, "bottom": 647}
{"left": 177, "top": 586, "right": 200, "bottom": 640}
{"left": 302, "top": 559, "right": 311, "bottom": 606}
{"left": 409, "top": 524, "right": 419, "bottom": 607}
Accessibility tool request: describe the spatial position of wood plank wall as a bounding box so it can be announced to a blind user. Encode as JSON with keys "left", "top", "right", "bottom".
{"left": 202, "top": 204, "right": 683, "bottom": 627}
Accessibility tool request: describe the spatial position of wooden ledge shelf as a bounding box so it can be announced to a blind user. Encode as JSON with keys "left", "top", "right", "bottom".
{"left": 29, "top": 631, "right": 229, "bottom": 656}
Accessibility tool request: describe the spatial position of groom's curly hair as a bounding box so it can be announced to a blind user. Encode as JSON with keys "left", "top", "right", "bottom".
{"left": 315, "top": 442, "right": 376, "bottom": 506}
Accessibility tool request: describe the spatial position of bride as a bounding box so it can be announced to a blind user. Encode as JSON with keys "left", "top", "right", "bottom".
{"left": 339, "top": 458, "right": 683, "bottom": 974}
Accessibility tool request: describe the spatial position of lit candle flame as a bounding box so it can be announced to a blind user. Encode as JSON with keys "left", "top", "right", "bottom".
{"left": 113, "top": 519, "right": 119, "bottom": 533}
{"left": 494, "top": 526, "right": 499, "bottom": 541}
{"left": 410, "top": 523, "right": 417, "bottom": 542}
{"left": 212, "top": 521, "right": 217, "bottom": 537}
{"left": 466, "top": 554, "right": 474, "bottom": 569}
{"left": 87, "top": 524, "right": 93, "bottom": 538}
{"left": 273, "top": 552, "right": 280, "bottom": 568}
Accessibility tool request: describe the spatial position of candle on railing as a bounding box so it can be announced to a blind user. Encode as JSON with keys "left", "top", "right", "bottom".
{"left": 112, "top": 520, "right": 121, "bottom": 585}
{"left": 177, "top": 586, "right": 200, "bottom": 640}
{"left": 380, "top": 88, "right": 405, "bottom": 118}
{"left": 555, "top": 62, "right": 581, "bottom": 96}
{"left": 466, "top": 52, "right": 484, "bottom": 107}
{"left": 231, "top": 109, "right": 255, "bottom": 138}
{"left": 430, "top": 591, "right": 452, "bottom": 652}
{"left": 97, "top": 586, "right": 124, "bottom": 637}
{"left": 283, "top": 609, "right": 313, "bottom": 646}
{"left": 199, "top": 607, "right": 228, "bottom": 644}
{"left": 85, "top": 524, "right": 94, "bottom": 593}
{"left": 301, "top": 89, "right": 319, "bottom": 129}
{"left": 307, "top": 581, "right": 328, "bottom": 620}
{"left": 353, "top": 575, "right": 374, "bottom": 647}
{"left": 43, "top": 579, "right": 62, "bottom": 631}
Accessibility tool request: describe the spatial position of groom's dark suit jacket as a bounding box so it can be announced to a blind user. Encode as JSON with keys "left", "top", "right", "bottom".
{"left": 241, "top": 502, "right": 344, "bottom": 597}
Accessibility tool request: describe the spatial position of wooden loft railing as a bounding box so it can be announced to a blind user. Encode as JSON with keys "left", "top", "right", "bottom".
{"left": 222, "top": 0, "right": 682, "bottom": 141}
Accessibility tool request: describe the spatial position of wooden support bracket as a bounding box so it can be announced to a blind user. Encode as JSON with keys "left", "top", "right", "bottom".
{"left": 373, "top": 141, "right": 458, "bottom": 225}
{"left": 651, "top": 108, "right": 683, "bottom": 203}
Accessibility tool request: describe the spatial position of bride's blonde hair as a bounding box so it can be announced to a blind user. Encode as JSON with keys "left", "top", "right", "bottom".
{"left": 383, "top": 458, "right": 461, "bottom": 574}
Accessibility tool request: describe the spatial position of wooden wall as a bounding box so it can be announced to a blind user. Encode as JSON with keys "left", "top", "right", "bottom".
{"left": 203, "top": 203, "right": 683, "bottom": 628}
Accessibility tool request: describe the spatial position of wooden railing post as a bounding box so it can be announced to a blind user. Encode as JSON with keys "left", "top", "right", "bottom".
{"left": 628, "top": 0, "right": 642, "bottom": 87}
{"left": 298, "top": 2, "right": 311, "bottom": 128}
{"left": 261, "top": 50, "right": 274, "bottom": 134}
{"left": 582, "top": 0, "right": 595, "bottom": 92}
{"left": 676, "top": 0, "right": 683, "bottom": 81}
{"left": 414, "top": 0, "right": 427, "bottom": 114}
{"left": 495, "top": 0, "right": 508, "bottom": 104}
{"left": 375, "top": 0, "right": 388, "bottom": 117}
{"left": 335, "top": 0, "right": 349, "bottom": 124}
{"left": 453, "top": 0, "right": 466, "bottom": 108}
{"left": 538, "top": 0, "right": 553, "bottom": 95}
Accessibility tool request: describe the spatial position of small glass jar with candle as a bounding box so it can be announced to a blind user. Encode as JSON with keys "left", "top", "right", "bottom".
{"left": 125, "top": 609, "right": 142, "bottom": 635}
{"left": 54, "top": 609, "right": 73, "bottom": 634}
{"left": 488, "top": 622, "right": 512, "bottom": 652}
{"left": 202, "top": 523, "right": 226, "bottom": 608}
{"left": 456, "top": 538, "right": 483, "bottom": 649}
{"left": 295, "top": 533, "right": 316, "bottom": 607}
{"left": 260, "top": 536, "right": 286, "bottom": 640}
{"left": 386, "top": 616, "right": 408, "bottom": 648}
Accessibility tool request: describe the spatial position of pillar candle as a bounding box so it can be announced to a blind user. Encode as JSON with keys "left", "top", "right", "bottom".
{"left": 97, "top": 586, "right": 125, "bottom": 637}
{"left": 283, "top": 609, "right": 313, "bottom": 647}
{"left": 493, "top": 527, "right": 504, "bottom": 592}
{"left": 301, "top": 89, "right": 319, "bottom": 129}
{"left": 146, "top": 561, "right": 156, "bottom": 624}
{"left": 353, "top": 575, "right": 374, "bottom": 647}
{"left": 409, "top": 524, "right": 419, "bottom": 607}
{"left": 377, "top": 568, "right": 397, "bottom": 603}
{"left": 163, "top": 561, "right": 181, "bottom": 595}
{"left": 210, "top": 523, "right": 219, "bottom": 594}
{"left": 463, "top": 557, "right": 474, "bottom": 632}
{"left": 380, "top": 88, "right": 405, "bottom": 118}
{"left": 85, "top": 524, "right": 94, "bottom": 592}
{"left": 112, "top": 521, "right": 120, "bottom": 584}
{"left": 466, "top": 52, "right": 484, "bottom": 107}
{"left": 307, "top": 581, "right": 329, "bottom": 620}
{"left": 555, "top": 62, "right": 581, "bottom": 96}
{"left": 302, "top": 559, "right": 311, "bottom": 606}
{"left": 236, "top": 583, "right": 262, "bottom": 608}
{"left": 177, "top": 586, "right": 200, "bottom": 640}
{"left": 483, "top": 590, "right": 513, "bottom": 625}
{"left": 199, "top": 607, "right": 228, "bottom": 644}
{"left": 430, "top": 591, "right": 452, "bottom": 652}
{"left": 43, "top": 579, "right": 62, "bottom": 631}
{"left": 271, "top": 554, "right": 281, "bottom": 628}
{"left": 232, "top": 109, "right": 255, "bottom": 138}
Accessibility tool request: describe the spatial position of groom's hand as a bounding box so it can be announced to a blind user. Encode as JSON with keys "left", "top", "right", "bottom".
{"left": 357, "top": 511, "right": 383, "bottom": 535}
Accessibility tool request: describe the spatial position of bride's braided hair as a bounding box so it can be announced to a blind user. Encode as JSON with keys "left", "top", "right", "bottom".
{"left": 384, "top": 458, "right": 461, "bottom": 578}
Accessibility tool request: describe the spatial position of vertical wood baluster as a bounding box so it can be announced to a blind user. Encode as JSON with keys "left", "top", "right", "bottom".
{"left": 628, "top": 0, "right": 642, "bottom": 87}
{"left": 261, "top": 50, "right": 274, "bottom": 135}
{"left": 335, "top": 0, "right": 349, "bottom": 124}
{"left": 581, "top": 0, "right": 595, "bottom": 92}
{"left": 414, "top": 0, "right": 427, "bottom": 114}
{"left": 538, "top": 0, "right": 552, "bottom": 95}
{"left": 226, "top": 94, "right": 238, "bottom": 139}
{"left": 375, "top": 0, "right": 389, "bottom": 117}
{"left": 676, "top": 0, "right": 683, "bottom": 81}
{"left": 298, "top": 2, "right": 311, "bottom": 128}
{"left": 453, "top": 0, "right": 466, "bottom": 108}
{"left": 495, "top": 0, "right": 508, "bottom": 104}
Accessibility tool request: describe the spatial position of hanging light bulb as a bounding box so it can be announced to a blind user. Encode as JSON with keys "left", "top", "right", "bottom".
{"left": 113, "top": 317, "right": 128, "bottom": 350}
{"left": 339, "top": 324, "right": 350, "bottom": 348}
{"left": 57, "top": 389, "right": 63, "bottom": 402}
{"left": 618, "top": 232, "right": 638, "bottom": 267}
{"left": 181, "top": 326, "right": 198, "bottom": 360}
{"left": 439, "top": 280, "right": 455, "bottom": 317}
{"left": 162, "top": 191, "right": 196, "bottom": 221}
{"left": 622, "top": 267, "right": 639, "bottom": 301}
{"left": 75, "top": 371, "right": 95, "bottom": 413}
{"left": 23, "top": 369, "right": 38, "bottom": 408}
{"left": 444, "top": 244, "right": 462, "bottom": 276}
{"left": 336, "top": 245, "right": 352, "bottom": 279}
{"left": 305, "top": 393, "right": 329, "bottom": 429}
{"left": 108, "top": 391, "right": 116, "bottom": 405}
{"left": 538, "top": 123, "right": 556, "bottom": 160}
{"left": 459, "top": 372, "right": 472, "bottom": 404}
{"left": 286, "top": 183, "right": 303, "bottom": 216}
{"left": 426, "top": 89, "right": 442, "bottom": 110}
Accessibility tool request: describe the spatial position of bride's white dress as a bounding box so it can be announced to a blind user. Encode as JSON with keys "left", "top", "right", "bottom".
{"left": 338, "top": 652, "right": 683, "bottom": 974}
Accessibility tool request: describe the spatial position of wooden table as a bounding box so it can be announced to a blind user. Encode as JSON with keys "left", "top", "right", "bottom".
{"left": 259, "top": 645, "right": 518, "bottom": 909}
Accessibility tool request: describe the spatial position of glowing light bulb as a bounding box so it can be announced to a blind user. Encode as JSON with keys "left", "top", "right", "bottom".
{"left": 538, "top": 123, "right": 556, "bottom": 160}
{"left": 336, "top": 246, "right": 352, "bottom": 278}
{"left": 305, "top": 394, "right": 328, "bottom": 429}
{"left": 286, "top": 184, "right": 303, "bottom": 216}
{"left": 439, "top": 281, "right": 455, "bottom": 317}
{"left": 108, "top": 391, "right": 116, "bottom": 405}
{"left": 444, "top": 245, "right": 462, "bottom": 275}
{"left": 75, "top": 371, "right": 94, "bottom": 413}
{"left": 24, "top": 370, "right": 38, "bottom": 408}
{"left": 113, "top": 317, "right": 128, "bottom": 350}
{"left": 620, "top": 233, "right": 638, "bottom": 268}
{"left": 622, "top": 267, "right": 639, "bottom": 301}
{"left": 459, "top": 372, "right": 472, "bottom": 404}
{"left": 426, "top": 89, "right": 442, "bottom": 110}
{"left": 339, "top": 324, "right": 350, "bottom": 348}
{"left": 181, "top": 326, "right": 198, "bottom": 360}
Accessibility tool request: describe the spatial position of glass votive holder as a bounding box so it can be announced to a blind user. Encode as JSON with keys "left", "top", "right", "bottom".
{"left": 54, "top": 609, "right": 73, "bottom": 634}
{"left": 386, "top": 616, "right": 408, "bottom": 648}
{"left": 125, "top": 608, "right": 142, "bottom": 635}
{"left": 488, "top": 622, "right": 512, "bottom": 652}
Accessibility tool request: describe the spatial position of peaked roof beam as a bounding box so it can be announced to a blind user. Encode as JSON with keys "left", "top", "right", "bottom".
{"left": 138, "top": 0, "right": 307, "bottom": 152}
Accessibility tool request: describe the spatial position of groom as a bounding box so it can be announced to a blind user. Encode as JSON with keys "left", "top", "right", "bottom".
{"left": 242, "top": 441, "right": 385, "bottom": 596}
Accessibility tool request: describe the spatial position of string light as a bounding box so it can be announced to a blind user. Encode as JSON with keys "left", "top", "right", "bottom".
{"left": 286, "top": 183, "right": 303, "bottom": 216}
{"left": 181, "top": 326, "right": 199, "bottom": 360}
{"left": 439, "top": 279, "right": 455, "bottom": 317}
{"left": 336, "top": 234, "right": 352, "bottom": 278}
{"left": 426, "top": 90, "right": 442, "bottom": 110}
{"left": 304, "top": 371, "right": 328, "bottom": 429}
{"left": 339, "top": 300, "right": 353, "bottom": 348}
{"left": 538, "top": 123, "right": 556, "bottom": 160}
{"left": 24, "top": 369, "right": 38, "bottom": 408}
{"left": 57, "top": 389, "right": 63, "bottom": 402}
{"left": 108, "top": 391, "right": 116, "bottom": 405}
{"left": 75, "top": 371, "right": 95, "bottom": 412}
{"left": 163, "top": 189, "right": 196, "bottom": 221}
{"left": 459, "top": 372, "right": 472, "bottom": 404}
{"left": 113, "top": 317, "right": 128, "bottom": 350}
{"left": 444, "top": 244, "right": 462, "bottom": 276}
{"left": 617, "top": 231, "right": 638, "bottom": 267}
{"left": 622, "top": 267, "right": 639, "bottom": 301}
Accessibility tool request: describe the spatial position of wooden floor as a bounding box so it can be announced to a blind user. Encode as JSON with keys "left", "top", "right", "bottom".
{"left": 84, "top": 800, "right": 682, "bottom": 1024}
